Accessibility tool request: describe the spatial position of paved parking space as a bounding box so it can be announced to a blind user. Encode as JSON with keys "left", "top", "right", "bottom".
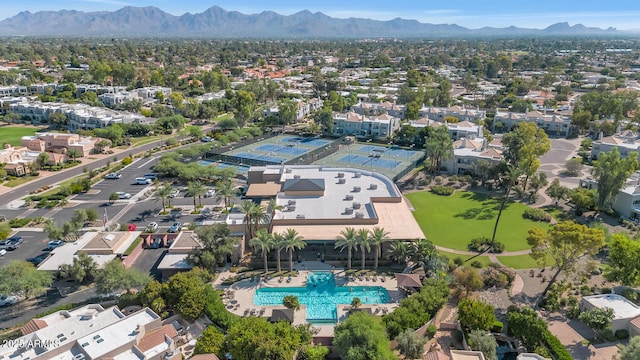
{"left": 0, "top": 230, "right": 49, "bottom": 265}
{"left": 130, "top": 248, "right": 167, "bottom": 280}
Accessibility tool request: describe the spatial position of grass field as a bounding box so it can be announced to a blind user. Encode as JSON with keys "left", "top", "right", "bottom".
{"left": 406, "top": 191, "right": 551, "bottom": 252}
{"left": 437, "top": 250, "right": 493, "bottom": 268}
{"left": 496, "top": 254, "right": 542, "bottom": 269}
{"left": 0, "top": 126, "right": 38, "bottom": 146}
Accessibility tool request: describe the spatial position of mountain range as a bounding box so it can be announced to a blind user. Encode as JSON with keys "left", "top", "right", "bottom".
{"left": 0, "top": 6, "right": 625, "bottom": 38}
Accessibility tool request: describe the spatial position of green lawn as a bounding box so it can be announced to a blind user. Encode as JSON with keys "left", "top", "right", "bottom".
{"left": 437, "top": 250, "right": 493, "bottom": 268}
{"left": 0, "top": 126, "right": 38, "bottom": 146}
{"left": 496, "top": 254, "right": 542, "bottom": 269}
{"left": 406, "top": 191, "right": 551, "bottom": 252}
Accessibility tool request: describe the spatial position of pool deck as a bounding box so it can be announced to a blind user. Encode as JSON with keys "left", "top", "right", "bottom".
{"left": 213, "top": 262, "right": 404, "bottom": 336}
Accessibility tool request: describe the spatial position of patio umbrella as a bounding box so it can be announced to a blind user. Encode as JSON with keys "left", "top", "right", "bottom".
{"left": 394, "top": 273, "right": 423, "bottom": 288}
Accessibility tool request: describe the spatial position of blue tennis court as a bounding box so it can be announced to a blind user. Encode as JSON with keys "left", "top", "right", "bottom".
{"left": 386, "top": 148, "right": 418, "bottom": 158}
{"left": 235, "top": 152, "right": 286, "bottom": 163}
{"left": 339, "top": 154, "right": 372, "bottom": 165}
{"left": 283, "top": 137, "right": 330, "bottom": 148}
{"left": 358, "top": 145, "right": 385, "bottom": 154}
{"left": 256, "top": 144, "right": 308, "bottom": 156}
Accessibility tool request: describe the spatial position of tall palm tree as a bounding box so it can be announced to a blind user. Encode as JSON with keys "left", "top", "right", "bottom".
{"left": 187, "top": 181, "right": 201, "bottom": 209}
{"left": 190, "top": 180, "right": 206, "bottom": 207}
{"left": 250, "top": 204, "right": 269, "bottom": 239}
{"left": 282, "top": 228, "right": 305, "bottom": 272}
{"left": 370, "top": 227, "right": 390, "bottom": 270}
{"left": 272, "top": 232, "right": 285, "bottom": 272}
{"left": 356, "top": 228, "right": 372, "bottom": 270}
{"left": 217, "top": 179, "right": 235, "bottom": 210}
{"left": 267, "top": 198, "right": 285, "bottom": 231}
{"left": 158, "top": 182, "right": 173, "bottom": 211}
{"left": 335, "top": 227, "right": 358, "bottom": 269}
{"left": 240, "top": 200, "right": 255, "bottom": 240}
{"left": 250, "top": 229, "right": 274, "bottom": 274}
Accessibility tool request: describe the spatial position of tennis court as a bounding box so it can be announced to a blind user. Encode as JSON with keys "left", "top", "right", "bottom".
{"left": 256, "top": 144, "right": 308, "bottom": 156}
{"left": 221, "top": 135, "right": 335, "bottom": 165}
{"left": 235, "top": 152, "right": 286, "bottom": 164}
{"left": 313, "top": 142, "right": 423, "bottom": 181}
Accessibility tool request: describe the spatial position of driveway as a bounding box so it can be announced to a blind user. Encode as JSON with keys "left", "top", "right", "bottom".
{"left": 539, "top": 137, "right": 585, "bottom": 188}
{"left": 546, "top": 313, "right": 620, "bottom": 359}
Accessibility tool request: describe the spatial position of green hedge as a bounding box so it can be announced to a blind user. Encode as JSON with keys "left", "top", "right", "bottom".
{"left": 523, "top": 208, "right": 552, "bottom": 222}
{"left": 203, "top": 284, "right": 239, "bottom": 332}
{"left": 543, "top": 330, "right": 573, "bottom": 360}
{"left": 124, "top": 237, "right": 143, "bottom": 256}
{"left": 8, "top": 217, "right": 31, "bottom": 228}
{"left": 431, "top": 185, "right": 454, "bottom": 196}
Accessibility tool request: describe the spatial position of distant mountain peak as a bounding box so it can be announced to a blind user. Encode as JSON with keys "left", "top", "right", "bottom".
{"left": 0, "top": 6, "right": 622, "bottom": 38}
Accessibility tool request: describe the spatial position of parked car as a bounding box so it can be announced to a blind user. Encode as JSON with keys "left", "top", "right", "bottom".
{"left": 0, "top": 294, "right": 18, "bottom": 307}
{"left": 143, "top": 173, "right": 158, "bottom": 180}
{"left": 0, "top": 249, "right": 6, "bottom": 256}
{"left": 169, "top": 189, "right": 180, "bottom": 198}
{"left": 116, "top": 191, "right": 131, "bottom": 199}
{"left": 105, "top": 173, "right": 122, "bottom": 180}
{"left": 204, "top": 189, "right": 215, "bottom": 198}
{"left": 147, "top": 222, "right": 158, "bottom": 232}
{"left": 0, "top": 236, "right": 23, "bottom": 251}
{"left": 47, "top": 240, "right": 65, "bottom": 250}
{"left": 201, "top": 136, "right": 213, "bottom": 142}
{"left": 26, "top": 253, "right": 50, "bottom": 266}
{"left": 168, "top": 222, "right": 182, "bottom": 233}
{"left": 135, "top": 177, "right": 152, "bottom": 185}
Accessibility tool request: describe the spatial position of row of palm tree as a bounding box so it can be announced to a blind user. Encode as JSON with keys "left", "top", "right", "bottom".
{"left": 334, "top": 227, "right": 391, "bottom": 270}
{"left": 250, "top": 228, "right": 306, "bottom": 273}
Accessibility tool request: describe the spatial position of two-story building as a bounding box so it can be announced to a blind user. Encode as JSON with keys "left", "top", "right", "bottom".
{"left": 332, "top": 111, "right": 400, "bottom": 139}
{"left": 493, "top": 110, "right": 572, "bottom": 137}
{"left": 21, "top": 133, "right": 98, "bottom": 157}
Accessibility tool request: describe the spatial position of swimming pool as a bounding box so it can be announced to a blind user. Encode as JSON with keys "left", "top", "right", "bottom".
{"left": 254, "top": 272, "right": 389, "bottom": 322}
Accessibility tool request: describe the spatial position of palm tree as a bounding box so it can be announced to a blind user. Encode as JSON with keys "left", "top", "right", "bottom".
{"left": 250, "top": 204, "right": 269, "bottom": 240}
{"left": 272, "top": 232, "right": 285, "bottom": 272}
{"left": 187, "top": 180, "right": 206, "bottom": 208}
{"left": 370, "top": 227, "right": 390, "bottom": 270}
{"left": 335, "top": 227, "right": 358, "bottom": 269}
{"left": 157, "top": 182, "right": 172, "bottom": 213}
{"left": 217, "top": 179, "right": 235, "bottom": 210}
{"left": 240, "top": 200, "right": 256, "bottom": 240}
{"left": 282, "top": 228, "right": 305, "bottom": 272}
{"left": 388, "top": 241, "right": 410, "bottom": 266}
{"left": 356, "top": 229, "right": 372, "bottom": 270}
{"left": 267, "top": 198, "right": 285, "bottom": 231}
{"left": 250, "top": 229, "right": 274, "bottom": 273}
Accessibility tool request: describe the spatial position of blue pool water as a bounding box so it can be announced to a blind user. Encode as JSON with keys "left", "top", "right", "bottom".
{"left": 254, "top": 272, "right": 389, "bottom": 322}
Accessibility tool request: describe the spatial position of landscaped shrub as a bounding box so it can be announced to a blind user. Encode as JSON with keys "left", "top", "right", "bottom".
{"left": 615, "top": 329, "right": 629, "bottom": 339}
{"left": 620, "top": 288, "right": 638, "bottom": 303}
{"left": 431, "top": 185, "right": 454, "bottom": 196}
{"left": 482, "top": 267, "right": 510, "bottom": 288}
{"left": 118, "top": 293, "right": 142, "bottom": 308}
{"left": 8, "top": 217, "right": 31, "bottom": 228}
{"left": 491, "top": 321, "right": 504, "bottom": 333}
{"left": 470, "top": 260, "right": 482, "bottom": 268}
{"left": 490, "top": 241, "right": 505, "bottom": 253}
{"left": 203, "top": 284, "right": 239, "bottom": 331}
{"left": 121, "top": 156, "right": 133, "bottom": 165}
{"left": 523, "top": 208, "right": 552, "bottom": 222}
{"left": 601, "top": 287, "right": 612, "bottom": 294}
{"left": 543, "top": 330, "right": 573, "bottom": 360}
{"left": 427, "top": 324, "right": 437, "bottom": 338}
{"left": 453, "top": 257, "right": 464, "bottom": 266}
{"left": 468, "top": 237, "right": 489, "bottom": 252}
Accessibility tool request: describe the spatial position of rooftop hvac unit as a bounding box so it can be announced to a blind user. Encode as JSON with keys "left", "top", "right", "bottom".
{"left": 353, "top": 186, "right": 361, "bottom": 192}
{"left": 369, "top": 184, "right": 378, "bottom": 190}
{"left": 293, "top": 175, "right": 301, "bottom": 179}
{"left": 354, "top": 172, "right": 362, "bottom": 178}
{"left": 288, "top": 200, "right": 297, "bottom": 205}
{"left": 73, "top": 354, "right": 86, "bottom": 360}
{"left": 345, "top": 208, "right": 354, "bottom": 214}
{"left": 296, "top": 214, "right": 306, "bottom": 219}
{"left": 338, "top": 178, "right": 346, "bottom": 184}
{"left": 345, "top": 194, "right": 354, "bottom": 200}
{"left": 285, "top": 168, "right": 292, "bottom": 173}
{"left": 287, "top": 205, "right": 296, "bottom": 211}
{"left": 353, "top": 202, "right": 361, "bottom": 209}
{"left": 354, "top": 212, "right": 364, "bottom": 218}
{"left": 337, "top": 172, "right": 344, "bottom": 178}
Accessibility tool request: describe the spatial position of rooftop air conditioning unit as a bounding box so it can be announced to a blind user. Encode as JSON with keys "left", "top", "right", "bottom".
{"left": 296, "top": 214, "right": 306, "bottom": 219}
{"left": 337, "top": 172, "right": 344, "bottom": 178}
{"left": 294, "top": 175, "right": 301, "bottom": 179}
{"left": 345, "top": 208, "right": 354, "bottom": 214}
{"left": 353, "top": 202, "right": 361, "bottom": 209}
{"left": 288, "top": 205, "right": 296, "bottom": 211}
{"left": 354, "top": 172, "right": 361, "bottom": 178}
{"left": 338, "top": 178, "right": 346, "bottom": 184}
{"left": 369, "top": 184, "right": 378, "bottom": 190}
{"left": 285, "top": 168, "right": 292, "bottom": 173}
{"left": 288, "top": 200, "right": 297, "bottom": 205}
{"left": 73, "top": 354, "right": 86, "bottom": 360}
{"left": 345, "top": 194, "right": 354, "bottom": 200}
{"left": 355, "top": 212, "right": 364, "bottom": 218}
{"left": 353, "top": 186, "right": 361, "bottom": 192}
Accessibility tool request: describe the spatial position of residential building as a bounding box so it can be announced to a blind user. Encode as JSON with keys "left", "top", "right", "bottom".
{"left": 492, "top": 110, "right": 572, "bottom": 137}
{"left": 0, "top": 304, "right": 180, "bottom": 360}
{"left": 610, "top": 171, "right": 640, "bottom": 219}
{"left": 450, "top": 350, "right": 486, "bottom": 360}
{"left": 332, "top": 111, "right": 400, "bottom": 139}
{"left": 418, "top": 105, "right": 486, "bottom": 123}
{"left": 443, "top": 138, "right": 503, "bottom": 175}
{"left": 0, "top": 145, "right": 40, "bottom": 176}
{"left": 350, "top": 100, "right": 406, "bottom": 119}
{"left": 582, "top": 294, "right": 640, "bottom": 334}
{"left": 21, "top": 132, "right": 98, "bottom": 157}
{"left": 408, "top": 118, "right": 483, "bottom": 140}
{"left": 0, "top": 85, "right": 28, "bottom": 97}
{"left": 591, "top": 130, "right": 640, "bottom": 161}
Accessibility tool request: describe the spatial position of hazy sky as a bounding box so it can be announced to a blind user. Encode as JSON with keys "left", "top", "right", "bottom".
{"left": 2, "top": 0, "right": 640, "bottom": 30}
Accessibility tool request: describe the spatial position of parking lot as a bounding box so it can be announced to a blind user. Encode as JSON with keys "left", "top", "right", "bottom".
{"left": 0, "top": 230, "right": 50, "bottom": 266}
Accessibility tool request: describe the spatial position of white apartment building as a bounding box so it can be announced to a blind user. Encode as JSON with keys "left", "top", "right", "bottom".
{"left": 591, "top": 130, "right": 640, "bottom": 161}
{"left": 408, "top": 118, "right": 484, "bottom": 140}
{"left": 350, "top": 100, "right": 406, "bottom": 119}
{"left": 332, "top": 111, "right": 400, "bottom": 139}
{"left": 418, "top": 105, "right": 486, "bottom": 123}
{"left": 493, "top": 110, "right": 572, "bottom": 137}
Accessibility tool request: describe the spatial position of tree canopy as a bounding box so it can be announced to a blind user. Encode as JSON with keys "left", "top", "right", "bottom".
{"left": 592, "top": 147, "right": 638, "bottom": 212}
{"left": 187, "top": 224, "right": 240, "bottom": 271}
{"left": 94, "top": 259, "right": 150, "bottom": 295}
{"left": 605, "top": 233, "right": 640, "bottom": 286}
{"left": 0, "top": 260, "right": 53, "bottom": 298}
{"left": 333, "top": 311, "right": 396, "bottom": 360}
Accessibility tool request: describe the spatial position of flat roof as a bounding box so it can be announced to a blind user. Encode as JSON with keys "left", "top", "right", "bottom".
{"left": 246, "top": 181, "right": 282, "bottom": 197}
{"left": 157, "top": 253, "right": 193, "bottom": 270}
{"left": 38, "top": 233, "right": 116, "bottom": 271}
{"left": 450, "top": 350, "right": 486, "bottom": 360}
{"left": 583, "top": 294, "right": 640, "bottom": 320}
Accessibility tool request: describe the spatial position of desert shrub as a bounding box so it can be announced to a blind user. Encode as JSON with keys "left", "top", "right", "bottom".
{"left": 482, "top": 267, "right": 510, "bottom": 288}
{"left": 490, "top": 241, "right": 505, "bottom": 253}
{"left": 453, "top": 257, "right": 464, "bottom": 266}
{"left": 491, "top": 321, "right": 503, "bottom": 333}
{"left": 468, "top": 237, "right": 489, "bottom": 252}
{"left": 470, "top": 260, "right": 482, "bottom": 268}
{"left": 615, "top": 329, "right": 629, "bottom": 339}
{"left": 523, "top": 208, "right": 552, "bottom": 222}
{"left": 431, "top": 185, "right": 454, "bottom": 196}
{"left": 121, "top": 156, "right": 133, "bottom": 165}
{"left": 427, "top": 324, "right": 437, "bottom": 338}
{"left": 8, "top": 217, "right": 31, "bottom": 228}
{"left": 620, "top": 288, "right": 638, "bottom": 303}
{"left": 601, "top": 287, "right": 612, "bottom": 294}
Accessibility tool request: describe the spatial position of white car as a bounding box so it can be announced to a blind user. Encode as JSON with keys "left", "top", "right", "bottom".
{"left": 147, "top": 222, "right": 158, "bottom": 232}
{"left": 0, "top": 294, "right": 18, "bottom": 307}
{"left": 116, "top": 191, "right": 132, "bottom": 199}
{"left": 47, "top": 240, "right": 65, "bottom": 250}
{"left": 0, "top": 249, "right": 6, "bottom": 257}
{"left": 169, "top": 189, "right": 180, "bottom": 198}
{"left": 105, "top": 173, "right": 122, "bottom": 180}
